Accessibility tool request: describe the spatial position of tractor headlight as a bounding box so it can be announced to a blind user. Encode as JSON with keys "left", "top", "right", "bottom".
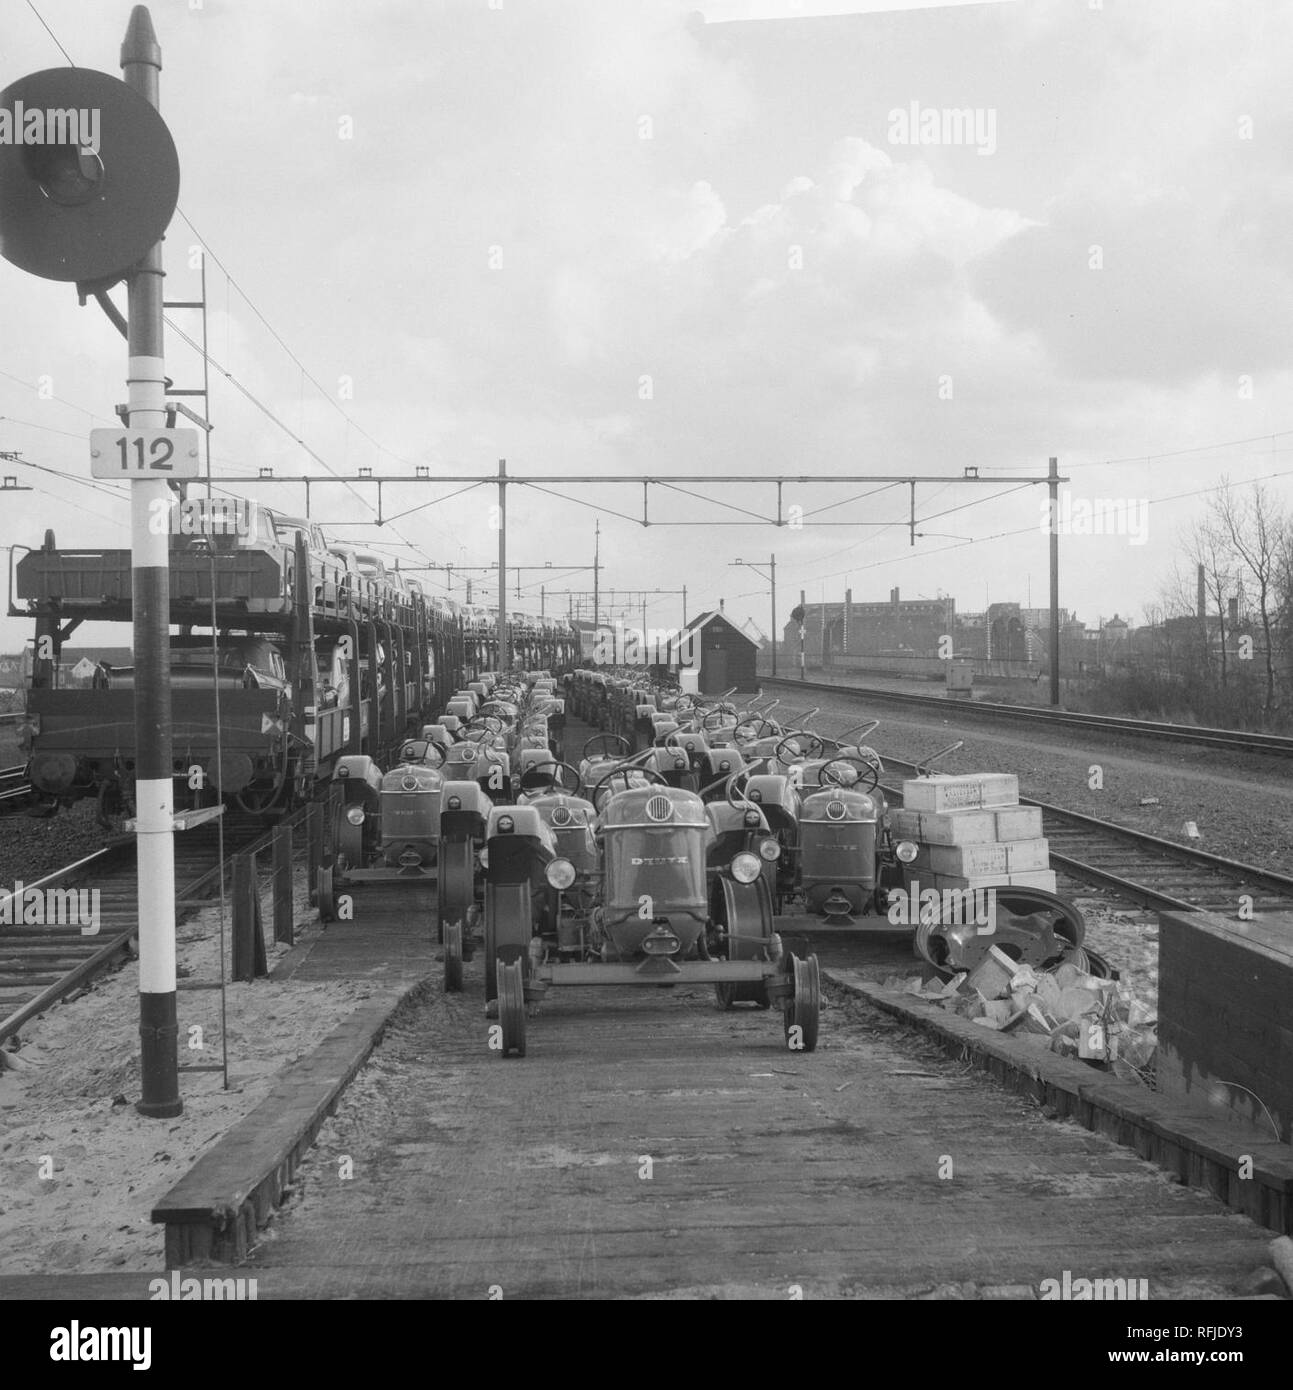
{"left": 345, "top": 806, "right": 366, "bottom": 826}
{"left": 743, "top": 810, "right": 761, "bottom": 828}
{"left": 478, "top": 847, "right": 489, "bottom": 868}
{"left": 759, "top": 838, "right": 781, "bottom": 862}
{"left": 497, "top": 815, "right": 515, "bottom": 833}
{"left": 730, "top": 852, "right": 761, "bottom": 884}
{"left": 545, "top": 858, "right": 577, "bottom": 891}
{"left": 447, "top": 794, "right": 462, "bottom": 811}
{"left": 896, "top": 840, "right": 919, "bottom": 863}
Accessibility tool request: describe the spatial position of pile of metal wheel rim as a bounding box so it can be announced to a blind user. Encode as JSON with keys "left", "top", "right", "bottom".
{"left": 913, "top": 886, "right": 1114, "bottom": 980}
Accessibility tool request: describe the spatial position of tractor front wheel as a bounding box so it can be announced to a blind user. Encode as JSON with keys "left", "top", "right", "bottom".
{"left": 783, "top": 953, "right": 820, "bottom": 1053}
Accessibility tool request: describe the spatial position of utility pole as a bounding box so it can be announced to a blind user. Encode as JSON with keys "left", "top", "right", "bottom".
{"left": 770, "top": 552, "right": 777, "bottom": 678}
{"left": 1049, "top": 456, "right": 1060, "bottom": 707}
{"left": 498, "top": 458, "right": 509, "bottom": 670}
{"left": 123, "top": 6, "right": 181, "bottom": 1118}
{"left": 729, "top": 554, "right": 777, "bottom": 678}
{"left": 592, "top": 520, "right": 600, "bottom": 637}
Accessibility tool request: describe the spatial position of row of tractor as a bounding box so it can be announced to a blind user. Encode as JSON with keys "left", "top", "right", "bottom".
{"left": 570, "top": 672, "right": 1093, "bottom": 973}
{"left": 315, "top": 671, "right": 828, "bottom": 1056}
{"left": 567, "top": 670, "right": 912, "bottom": 924}
{"left": 315, "top": 669, "right": 1091, "bottom": 1057}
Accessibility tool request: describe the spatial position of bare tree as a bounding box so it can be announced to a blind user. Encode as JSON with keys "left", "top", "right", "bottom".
{"left": 1178, "top": 524, "right": 1234, "bottom": 686}
{"left": 1274, "top": 515, "right": 1293, "bottom": 690}
{"left": 1212, "top": 480, "right": 1286, "bottom": 714}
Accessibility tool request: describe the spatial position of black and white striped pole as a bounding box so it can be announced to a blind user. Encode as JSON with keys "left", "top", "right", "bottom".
{"left": 0, "top": 15, "right": 186, "bottom": 1113}
{"left": 122, "top": 6, "right": 181, "bottom": 1118}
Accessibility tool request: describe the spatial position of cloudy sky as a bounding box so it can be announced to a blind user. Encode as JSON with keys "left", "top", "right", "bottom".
{"left": 2, "top": 0, "right": 1291, "bottom": 653}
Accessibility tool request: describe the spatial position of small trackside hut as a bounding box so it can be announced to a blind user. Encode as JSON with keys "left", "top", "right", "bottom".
{"left": 674, "top": 608, "right": 759, "bottom": 696}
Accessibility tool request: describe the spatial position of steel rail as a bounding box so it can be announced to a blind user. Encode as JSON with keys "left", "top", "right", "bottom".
{"left": 0, "top": 805, "right": 312, "bottom": 1048}
{"left": 766, "top": 675, "right": 1293, "bottom": 757}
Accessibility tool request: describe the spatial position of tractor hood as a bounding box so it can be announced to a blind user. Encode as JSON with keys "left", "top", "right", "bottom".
{"left": 599, "top": 784, "right": 707, "bottom": 831}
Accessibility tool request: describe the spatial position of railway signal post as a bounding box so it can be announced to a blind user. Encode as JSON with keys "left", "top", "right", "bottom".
{"left": 120, "top": 6, "right": 183, "bottom": 1117}
{"left": 0, "top": 6, "right": 185, "bottom": 1116}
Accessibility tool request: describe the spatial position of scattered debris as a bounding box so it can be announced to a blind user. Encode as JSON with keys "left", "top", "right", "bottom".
{"left": 883, "top": 955, "right": 1158, "bottom": 1082}
{"left": 1138, "top": 797, "right": 1159, "bottom": 806}
{"left": 1184, "top": 821, "right": 1201, "bottom": 838}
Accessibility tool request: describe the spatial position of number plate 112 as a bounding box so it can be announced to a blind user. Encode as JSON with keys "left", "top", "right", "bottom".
{"left": 91, "top": 428, "right": 201, "bottom": 479}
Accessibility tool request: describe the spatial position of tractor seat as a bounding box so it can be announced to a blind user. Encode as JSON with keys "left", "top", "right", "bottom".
{"left": 703, "top": 801, "right": 773, "bottom": 869}
{"left": 670, "top": 731, "right": 710, "bottom": 759}
{"left": 700, "top": 749, "right": 746, "bottom": 802}
{"left": 525, "top": 793, "right": 599, "bottom": 872}
{"left": 703, "top": 748, "right": 746, "bottom": 778}
{"left": 638, "top": 746, "right": 692, "bottom": 781}
{"left": 484, "top": 805, "right": 556, "bottom": 886}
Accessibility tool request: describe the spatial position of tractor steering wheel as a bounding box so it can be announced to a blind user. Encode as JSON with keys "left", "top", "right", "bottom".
{"left": 398, "top": 739, "right": 446, "bottom": 768}
{"left": 589, "top": 763, "right": 668, "bottom": 800}
{"left": 583, "top": 732, "right": 631, "bottom": 760}
{"left": 521, "top": 760, "right": 583, "bottom": 794}
{"left": 724, "top": 769, "right": 757, "bottom": 811}
{"left": 467, "top": 714, "right": 505, "bottom": 736}
{"left": 775, "top": 730, "right": 825, "bottom": 763}
{"left": 819, "top": 755, "right": 881, "bottom": 795}
{"left": 701, "top": 705, "right": 735, "bottom": 731}
{"left": 732, "top": 716, "right": 772, "bottom": 744}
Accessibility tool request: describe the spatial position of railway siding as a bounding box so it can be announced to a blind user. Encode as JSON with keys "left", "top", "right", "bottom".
{"left": 765, "top": 675, "right": 1293, "bottom": 757}
{"left": 241, "top": 960, "right": 1282, "bottom": 1298}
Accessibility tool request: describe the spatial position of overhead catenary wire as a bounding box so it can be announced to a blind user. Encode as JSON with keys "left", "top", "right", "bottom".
{"left": 24, "top": 0, "right": 74, "bottom": 65}
{"left": 13, "top": 0, "right": 1293, "bottom": 627}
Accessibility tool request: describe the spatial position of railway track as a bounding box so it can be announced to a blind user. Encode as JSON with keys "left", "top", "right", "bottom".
{"left": 0, "top": 811, "right": 298, "bottom": 1048}
{"left": 765, "top": 674, "right": 1293, "bottom": 758}
{"left": 878, "top": 754, "right": 1293, "bottom": 915}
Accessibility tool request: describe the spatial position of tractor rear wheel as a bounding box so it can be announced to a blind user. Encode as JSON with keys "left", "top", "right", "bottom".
{"left": 317, "top": 865, "right": 337, "bottom": 922}
{"left": 498, "top": 958, "right": 526, "bottom": 1058}
{"left": 437, "top": 839, "right": 475, "bottom": 944}
{"left": 443, "top": 918, "right": 464, "bottom": 992}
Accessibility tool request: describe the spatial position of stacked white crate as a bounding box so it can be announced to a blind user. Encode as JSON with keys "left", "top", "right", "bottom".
{"left": 891, "top": 773, "right": 1056, "bottom": 893}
